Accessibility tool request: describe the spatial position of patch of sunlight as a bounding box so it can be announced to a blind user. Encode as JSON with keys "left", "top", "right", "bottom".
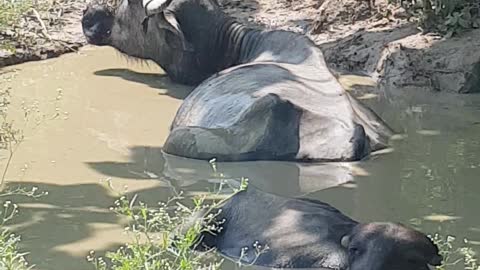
{"left": 423, "top": 214, "right": 462, "bottom": 222}
{"left": 390, "top": 134, "right": 407, "bottom": 141}
{"left": 5, "top": 210, "right": 48, "bottom": 231}
{"left": 184, "top": 191, "right": 233, "bottom": 200}
{"left": 357, "top": 93, "right": 378, "bottom": 100}
{"left": 337, "top": 75, "right": 377, "bottom": 91}
{"left": 52, "top": 223, "right": 128, "bottom": 256}
{"left": 467, "top": 240, "right": 480, "bottom": 246}
{"left": 173, "top": 167, "right": 197, "bottom": 174}
{"left": 416, "top": 129, "right": 441, "bottom": 136}
{"left": 16, "top": 203, "right": 110, "bottom": 213}
{"left": 468, "top": 227, "right": 480, "bottom": 233}
{"left": 350, "top": 165, "right": 370, "bottom": 177}
{"left": 341, "top": 182, "right": 357, "bottom": 189}
{"left": 371, "top": 147, "right": 395, "bottom": 156}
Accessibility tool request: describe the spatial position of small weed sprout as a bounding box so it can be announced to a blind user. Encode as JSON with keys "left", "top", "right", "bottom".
{"left": 431, "top": 234, "right": 480, "bottom": 270}
{"left": 89, "top": 176, "right": 251, "bottom": 270}
{"left": 387, "top": 0, "right": 479, "bottom": 35}
{"left": 0, "top": 77, "right": 24, "bottom": 189}
{"left": 0, "top": 72, "right": 49, "bottom": 270}
{"left": 235, "top": 240, "right": 270, "bottom": 267}
{"left": 0, "top": 186, "right": 46, "bottom": 270}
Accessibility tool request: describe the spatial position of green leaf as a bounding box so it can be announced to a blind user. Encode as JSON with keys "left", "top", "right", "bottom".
{"left": 458, "top": 18, "right": 471, "bottom": 29}
{"left": 462, "top": 7, "right": 472, "bottom": 21}
{"left": 445, "top": 29, "right": 454, "bottom": 38}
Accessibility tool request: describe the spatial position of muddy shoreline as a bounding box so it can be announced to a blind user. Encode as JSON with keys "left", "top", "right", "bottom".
{"left": 0, "top": 0, "right": 86, "bottom": 67}
{"left": 1, "top": 0, "right": 479, "bottom": 93}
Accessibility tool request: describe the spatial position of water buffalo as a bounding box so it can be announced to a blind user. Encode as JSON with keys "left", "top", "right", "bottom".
{"left": 82, "top": 0, "right": 394, "bottom": 162}
{"left": 193, "top": 186, "right": 443, "bottom": 270}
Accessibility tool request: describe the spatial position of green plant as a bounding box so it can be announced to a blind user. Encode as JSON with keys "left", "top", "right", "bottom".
{"left": 0, "top": 186, "right": 47, "bottom": 270}
{"left": 431, "top": 234, "right": 480, "bottom": 270}
{"left": 441, "top": 5, "right": 479, "bottom": 37}
{"left": 88, "top": 177, "right": 250, "bottom": 270}
{"left": 0, "top": 71, "right": 49, "bottom": 270}
{"left": 0, "top": 0, "right": 33, "bottom": 29}
{"left": 0, "top": 72, "right": 23, "bottom": 190}
{"left": 1, "top": 71, "right": 60, "bottom": 189}
{"left": 388, "top": 0, "right": 479, "bottom": 35}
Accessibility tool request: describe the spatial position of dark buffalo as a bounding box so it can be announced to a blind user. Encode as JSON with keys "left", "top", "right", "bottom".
{"left": 82, "top": 0, "right": 394, "bottom": 162}
{"left": 193, "top": 186, "right": 443, "bottom": 270}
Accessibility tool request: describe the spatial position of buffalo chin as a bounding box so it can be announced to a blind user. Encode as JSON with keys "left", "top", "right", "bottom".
{"left": 85, "top": 38, "right": 110, "bottom": 46}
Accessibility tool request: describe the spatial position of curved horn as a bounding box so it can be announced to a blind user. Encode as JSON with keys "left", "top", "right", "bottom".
{"left": 143, "top": 0, "right": 169, "bottom": 16}
{"left": 341, "top": 235, "right": 350, "bottom": 248}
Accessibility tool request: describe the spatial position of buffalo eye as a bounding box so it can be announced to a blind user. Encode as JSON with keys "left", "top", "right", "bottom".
{"left": 348, "top": 246, "right": 362, "bottom": 257}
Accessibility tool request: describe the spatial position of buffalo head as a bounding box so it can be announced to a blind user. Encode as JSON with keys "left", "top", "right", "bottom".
{"left": 341, "top": 222, "right": 443, "bottom": 270}
{"left": 81, "top": 0, "right": 221, "bottom": 84}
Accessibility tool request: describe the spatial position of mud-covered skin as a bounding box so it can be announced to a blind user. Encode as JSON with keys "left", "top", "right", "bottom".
{"left": 82, "top": 0, "right": 394, "bottom": 161}
{"left": 196, "top": 186, "right": 443, "bottom": 269}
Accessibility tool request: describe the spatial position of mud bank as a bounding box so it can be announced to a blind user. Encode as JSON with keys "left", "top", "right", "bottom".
{"left": 0, "top": 0, "right": 86, "bottom": 67}
{"left": 221, "top": 0, "right": 480, "bottom": 93}
{"left": 320, "top": 25, "right": 480, "bottom": 94}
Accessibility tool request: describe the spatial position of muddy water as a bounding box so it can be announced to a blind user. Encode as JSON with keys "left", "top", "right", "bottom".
{"left": 1, "top": 46, "right": 480, "bottom": 270}
{"left": 0, "top": 46, "right": 191, "bottom": 270}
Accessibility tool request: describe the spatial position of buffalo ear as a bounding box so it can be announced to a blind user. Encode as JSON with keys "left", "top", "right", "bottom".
{"left": 142, "top": 0, "right": 194, "bottom": 52}
{"left": 143, "top": 0, "right": 169, "bottom": 14}
{"left": 160, "top": 10, "right": 194, "bottom": 51}
{"left": 341, "top": 235, "right": 350, "bottom": 248}
{"left": 428, "top": 254, "right": 443, "bottom": 266}
{"left": 424, "top": 235, "right": 443, "bottom": 266}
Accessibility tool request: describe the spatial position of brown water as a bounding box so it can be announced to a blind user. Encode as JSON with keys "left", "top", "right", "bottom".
{"left": 1, "top": 46, "right": 479, "bottom": 270}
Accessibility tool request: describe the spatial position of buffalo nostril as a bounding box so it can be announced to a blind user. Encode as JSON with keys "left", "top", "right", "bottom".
{"left": 82, "top": 19, "right": 92, "bottom": 28}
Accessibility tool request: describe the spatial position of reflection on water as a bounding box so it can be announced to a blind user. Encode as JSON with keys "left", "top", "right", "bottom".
{"left": 1, "top": 46, "right": 479, "bottom": 270}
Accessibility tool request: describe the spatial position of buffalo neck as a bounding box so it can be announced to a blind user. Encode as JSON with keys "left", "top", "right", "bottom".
{"left": 173, "top": 3, "right": 258, "bottom": 75}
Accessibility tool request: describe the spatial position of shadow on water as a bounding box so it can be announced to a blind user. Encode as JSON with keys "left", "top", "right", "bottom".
{"left": 94, "top": 68, "right": 194, "bottom": 99}
{"left": 86, "top": 146, "right": 363, "bottom": 198}
{"left": 4, "top": 181, "right": 176, "bottom": 270}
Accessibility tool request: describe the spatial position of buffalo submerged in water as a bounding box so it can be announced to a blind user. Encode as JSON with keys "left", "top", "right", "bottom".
{"left": 81, "top": 0, "right": 394, "bottom": 162}
{"left": 190, "top": 186, "right": 443, "bottom": 270}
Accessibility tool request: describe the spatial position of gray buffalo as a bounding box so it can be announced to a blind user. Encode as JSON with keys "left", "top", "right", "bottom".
{"left": 193, "top": 186, "right": 443, "bottom": 270}
{"left": 82, "top": 0, "right": 394, "bottom": 162}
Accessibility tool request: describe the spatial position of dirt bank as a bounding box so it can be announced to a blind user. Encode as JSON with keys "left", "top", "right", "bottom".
{"left": 1, "top": 0, "right": 479, "bottom": 93}
{"left": 0, "top": 0, "right": 86, "bottom": 67}
{"left": 221, "top": 0, "right": 480, "bottom": 93}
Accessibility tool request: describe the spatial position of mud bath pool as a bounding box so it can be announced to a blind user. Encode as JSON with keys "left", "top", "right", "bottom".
{"left": 1, "top": 46, "right": 480, "bottom": 270}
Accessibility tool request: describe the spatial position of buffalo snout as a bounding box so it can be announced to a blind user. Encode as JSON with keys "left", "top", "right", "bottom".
{"left": 342, "top": 223, "right": 443, "bottom": 270}
{"left": 82, "top": 4, "right": 114, "bottom": 45}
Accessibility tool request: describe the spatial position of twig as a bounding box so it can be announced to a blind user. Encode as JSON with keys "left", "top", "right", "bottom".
{"left": 50, "top": 38, "right": 79, "bottom": 52}
{"left": 0, "top": 141, "right": 17, "bottom": 190}
{"left": 31, "top": 8, "right": 52, "bottom": 40}
{"left": 30, "top": 8, "right": 79, "bottom": 52}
